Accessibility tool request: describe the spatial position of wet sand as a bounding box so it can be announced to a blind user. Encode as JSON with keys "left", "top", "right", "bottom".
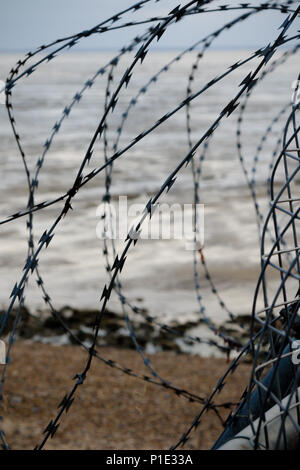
{"left": 1, "top": 341, "right": 251, "bottom": 450}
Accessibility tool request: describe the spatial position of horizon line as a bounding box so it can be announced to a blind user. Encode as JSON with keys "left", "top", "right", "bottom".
{"left": 0, "top": 45, "right": 290, "bottom": 54}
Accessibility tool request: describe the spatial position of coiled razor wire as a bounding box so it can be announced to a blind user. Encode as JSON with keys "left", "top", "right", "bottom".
{"left": 0, "top": 0, "right": 299, "bottom": 450}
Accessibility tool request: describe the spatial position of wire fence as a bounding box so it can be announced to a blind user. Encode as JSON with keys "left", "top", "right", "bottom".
{"left": 0, "top": 0, "right": 300, "bottom": 450}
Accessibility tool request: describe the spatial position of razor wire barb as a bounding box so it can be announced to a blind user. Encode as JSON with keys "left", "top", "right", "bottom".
{"left": 0, "top": 0, "right": 299, "bottom": 451}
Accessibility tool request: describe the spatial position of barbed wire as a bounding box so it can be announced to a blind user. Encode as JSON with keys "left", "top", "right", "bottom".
{"left": 0, "top": 0, "right": 299, "bottom": 451}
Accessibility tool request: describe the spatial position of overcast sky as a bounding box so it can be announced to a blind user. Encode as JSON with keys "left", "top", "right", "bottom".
{"left": 0, "top": 0, "right": 298, "bottom": 52}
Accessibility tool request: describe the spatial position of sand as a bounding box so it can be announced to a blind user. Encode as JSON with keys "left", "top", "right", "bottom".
{"left": 0, "top": 341, "right": 251, "bottom": 450}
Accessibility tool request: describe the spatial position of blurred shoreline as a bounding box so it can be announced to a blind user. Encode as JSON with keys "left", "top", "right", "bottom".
{"left": 2, "top": 303, "right": 253, "bottom": 357}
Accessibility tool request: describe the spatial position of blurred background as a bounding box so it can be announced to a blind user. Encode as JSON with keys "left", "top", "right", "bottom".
{"left": 0, "top": 1, "right": 299, "bottom": 354}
